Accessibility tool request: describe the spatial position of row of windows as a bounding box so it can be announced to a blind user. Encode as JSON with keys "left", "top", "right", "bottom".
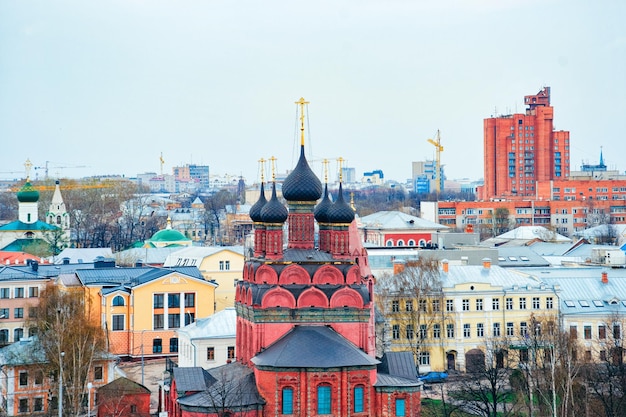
{"left": 153, "top": 292, "right": 195, "bottom": 309}
{"left": 18, "top": 366, "right": 103, "bottom": 389}
{"left": 206, "top": 346, "right": 235, "bottom": 361}
{"left": 280, "top": 385, "right": 407, "bottom": 416}
{"left": 570, "top": 323, "right": 621, "bottom": 340}
{"left": 391, "top": 297, "right": 554, "bottom": 313}
{"left": 0, "top": 327, "right": 30, "bottom": 343}
{"left": 0, "top": 287, "right": 39, "bottom": 299}
{"left": 392, "top": 321, "right": 555, "bottom": 340}
{"left": 0, "top": 307, "right": 36, "bottom": 320}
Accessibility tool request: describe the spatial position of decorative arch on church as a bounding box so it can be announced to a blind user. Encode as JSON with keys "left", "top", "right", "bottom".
{"left": 235, "top": 285, "right": 241, "bottom": 302}
{"left": 297, "top": 287, "right": 329, "bottom": 308}
{"left": 329, "top": 287, "right": 363, "bottom": 308}
{"left": 312, "top": 265, "right": 344, "bottom": 285}
{"left": 262, "top": 287, "right": 297, "bottom": 309}
{"left": 345, "top": 265, "right": 361, "bottom": 285}
{"left": 255, "top": 265, "right": 278, "bottom": 284}
{"left": 278, "top": 264, "right": 310, "bottom": 285}
{"left": 246, "top": 287, "right": 253, "bottom": 306}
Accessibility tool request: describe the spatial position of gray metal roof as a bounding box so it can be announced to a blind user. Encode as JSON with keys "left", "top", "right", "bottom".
{"left": 497, "top": 246, "right": 550, "bottom": 268}
{"left": 374, "top": 373, "right": 423, "bottom": 388}
{"left": 251, "top": 325, "right": 379, "bottom": 368}
{"left": 173, "top": 367, "right": 216, "bottom": 393}
{"left": 360, "top": 210, "right": 448, "bottom": 231}
{"left": 377, "top": 351, "right": 419, "bottom": 381}
{"left": 178, "top": 308, "right": 236, "bottom": 339}
{"left": 76, "top": 266, "right": 205, "bottom": 287}
{"left": 441, "top": 264, "right": 544, "bottom": 290}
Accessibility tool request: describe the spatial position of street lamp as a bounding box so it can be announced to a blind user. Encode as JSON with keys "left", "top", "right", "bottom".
{"left": 59, "top": 351, "right": 65, "bottom": 417}
{"left": 87, "top": 382, "right": 93, "bottom": 417}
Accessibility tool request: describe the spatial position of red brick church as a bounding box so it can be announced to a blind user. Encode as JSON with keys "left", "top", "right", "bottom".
{"left": 164, "top": 99, "right": 421, "bottom": 417}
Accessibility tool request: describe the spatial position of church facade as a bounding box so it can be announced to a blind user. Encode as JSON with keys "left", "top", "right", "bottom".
{"left": 164, "top": 99, "right": 421, "bottom": 417}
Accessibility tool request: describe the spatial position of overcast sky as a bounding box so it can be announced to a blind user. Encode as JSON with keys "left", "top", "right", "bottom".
{"left": 1, "top": 0, "right": 624, "bottom": 185}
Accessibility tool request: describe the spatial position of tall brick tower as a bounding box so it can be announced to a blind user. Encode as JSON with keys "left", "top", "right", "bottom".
{"left": 483, "top": 87, "right": 570, "bottom": 199}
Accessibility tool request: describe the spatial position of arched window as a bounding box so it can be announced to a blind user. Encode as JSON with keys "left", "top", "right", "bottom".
{"left": 397, "top": 240, "right": 405, "bottom": 247}
{"left": 386, "top": 240, "right": 394, "bottom": 247}
{"left": 282, "top": 387, "right": 294, "bottom": 415}
{"left": 408, "top": 239, "right": 416, "bottom": 246}
{"left": 317, "top": 385, "right": 331, "bottom": 414}
{"left": 56, "top": 215, "right": 62, "bottom": 224}
{"left": 112, "top": 295, "right": 125, "bottom": 306}
{"left": 353, "top": 385, "right": 364, "bottom": 413}
{"left": 14, "top": 328, "right": 24, "bottom": 342}
{"left": 0, "top": 329, "right": 8, "bottom": 344}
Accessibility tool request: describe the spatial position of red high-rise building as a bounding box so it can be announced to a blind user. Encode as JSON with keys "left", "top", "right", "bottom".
{"left": 483, "top": 87, "right": 570, "bottom": 199}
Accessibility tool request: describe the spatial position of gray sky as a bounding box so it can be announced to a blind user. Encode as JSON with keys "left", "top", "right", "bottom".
{"left": 1, "top": 0, "right": 624, "bottom": 185}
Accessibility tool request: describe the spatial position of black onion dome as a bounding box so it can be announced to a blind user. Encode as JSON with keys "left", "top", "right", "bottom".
{"left": 282, "top": 146, "right": 323, "bottom": 202}
{"left": 249, "top": 182, "right": 267, "bottom": 222}
{"left": 260, "top": 182, "right": 288, "bottom": 223}
{"left": 327, "top": 183, "right": 355, "bottom": 224}
{"left": 314, "top": 183, "right": 332, "bottom": 223}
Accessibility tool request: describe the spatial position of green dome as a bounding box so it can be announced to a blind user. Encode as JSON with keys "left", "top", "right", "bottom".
{"left": 17, "top": 181, "right": 40, "bottom": 203}
{"left": 150, "top": 228, "right": 188, "bottom": 242}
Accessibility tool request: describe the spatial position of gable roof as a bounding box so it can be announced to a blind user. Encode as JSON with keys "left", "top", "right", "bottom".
{"left": 173, "top": 367, "right": 216, "bottom": 393}
{"left": 359, "top": 211, "right": 448, "bottom": 231}
{"left": 251, "top": 325, "right": 379, "bottom": 368}
{"left": 377, "top": 351, "right": 419, "bottom": 380}
{"left": 99, "top": 377, "right": 150, "bottom": 395}
{"left": 75, "top": 266, "right": 207, "bottom": 287}
{"left": 163, "top": 246, "right": 244, "bottom": 267}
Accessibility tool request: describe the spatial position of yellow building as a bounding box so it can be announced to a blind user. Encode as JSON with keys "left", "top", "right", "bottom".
{"left": 380, "top": 259, "right": 560, "bottom": 372}
{"left": 163, "top": 246, "right": 244, "bottom": 311}
{"left": 75, "top": 265, "right": 216, "bottom": 358}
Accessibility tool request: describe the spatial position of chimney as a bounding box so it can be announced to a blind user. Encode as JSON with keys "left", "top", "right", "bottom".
{"left": 602, "top": 271, "right": 608, "bottom": 284}
{"left": 482, "top": 258, "right": 492, "bottom": 269}
{"left": 31, "top": 261, "right": 38, "bottom": 272}
{"left": 442, "top": 259, "right": 449, "bottom": 273}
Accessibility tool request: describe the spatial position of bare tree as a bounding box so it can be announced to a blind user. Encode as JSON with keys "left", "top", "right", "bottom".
{"left": 27, "top": 284, "right": 106, "bottom": 416}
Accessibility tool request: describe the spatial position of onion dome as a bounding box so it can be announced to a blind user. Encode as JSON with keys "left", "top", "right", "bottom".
{"left": 327, "top": 183, "right": 355, "bottom": 224}
{"left": 150, "top": 228, "right": 188, "bottom": 243}
{"left": 261, "top": 182, "right": 288, "bottom": 223}
{"left": 17, "top": 181, "right": 40, "bottom": 203}
{"left": 314, "top": 183, "right": 332, "bottom": 223}
{"left": 282, "top": 146, "right": 323, "bottom": 202}
{"left": 249, "top": 182, "right": 267, "bottom": 222}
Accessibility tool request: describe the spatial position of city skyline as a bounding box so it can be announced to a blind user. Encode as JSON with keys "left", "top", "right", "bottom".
{"left": 1, "top": 1, "right": 624, "bottom": 184}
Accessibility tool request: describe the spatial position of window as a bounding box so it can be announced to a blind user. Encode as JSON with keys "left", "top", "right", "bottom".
{"left": 34, "top": 370, "right": 43, "bottom": 385}
{"left": 433, "top": 324, "right": 441, "bottom": 339}
{"left": 112, "top": 295, "right": 125, "bottom": 306}
{"left": 520, "top": 322, "right": 528, "bottom": 336}
{"left": 406, "top": 324, "right": 414, "bottom": 340}
{"left": 154, "top": 314, "right": 164, "bottom": 329}
{"left": 519, "top": 298, "right": 527, "bottom": 309}
{"left": 185, "top": 293, "right": 196, "bottom": 307}
{"left": 28, "top": 287, "right": 39, "bottom": 298}
{"left": 392, "top": 325, "right": 400, "bottom": 340}
{"left": 463, "top": 324, "right": 470, "bottom": 338}
{"left": 168, "top": 313, "right": 180, "bottom": 329}
{"left": 14, "top": 287, "right": 24, "bottom": 298}
{"left": 614, "top": 324, "right": 621, "bottom": 339}
{"left": 170, "top": 338, "right": 179, "bottom": 353}
{"left": 395, "top": 398, "right": 406, "bottom": 417}
{"left": 19, "top": 371, "right": 28, "bottom": 386}
{"left": 219, "top": 260, "right": 231, "bottom": 271}
{"left": 14, "top": 308, "right": 24, "bottom": 319}
{"left": 419, "top": 351, "right": 430, "bottom": 365}
{"left": 112, "top": 315, "right": 124, "bottom": 331}
{"left": 131, "top": 405, "right": 137, "bottom": 413}
{"left": 94, "top": 366, "right": 103, "bottom": 381}
{"left": 507, "top": 322, "right": 514, "bottom": 336}
{"left": 168, "top": 293, "right": 180, "bottom": 308}
{"left": 153, "top": 338, "right": 162, "bottom": 353}
{"left": 446, "top": 299, "right": 454, "bottom": 312}
{"left": 418, "top": 299, "right": 427, "bottom": 312}
{"left": 419, "top": 324, "right": 427, "bottom": 339}
{"left": 207, "top": 347, "right": 215, "bottom": 360}
{"left": 462, "top": 299, "right": 469, "bottom": 311}
{"left": 0, "top": 308, "right": 8, "bottom": 319}
{"left": 14, "top": 328, "right": 24, "bottom": 341}
{"left": 33, "top": 397, "right": 43, "bottom": 412}
{"left": 532, "top": 297, "right": 540, "bottom": 309}
{"left": 476, "top": 299, "right": 483, "bottom": 311}
{"left": 570, "top": 325, "right": 578, "bottom": 339}
{"left": 317, "top": 385, "right": 331, "bottom": 414}
{"left": 0, "top": 288, "right": 9, "bottom": 298}
{"left": 185, "top": 312, "right": 195, "bottom": 326}
{"left": 405, "top": 300, "right": 413, "bottom": 312}
{"left": 492, "top": 299, "right": 500, "bottom": 310}
{"left": 546, "top": 297, "right": 553, "bottom": 309}
{"left": 446, "top": 323, "right": 454, "bottom": 338}
{"left": 506, "top": 298, "right": 513, "bottom": 310}
{"left": 391, "top": 300, "right": 399, "bottom": 312}
{"left": 282, "top": 387, "right": 294, "bottom": 415}
{"left": 584, "top": 326, "right": 592, "bottom": 340}
{"left": 432, "top": 300, "right": 440, "bottom": 312}
{"left": 477, "top": 323, "right": 484, "bottom": 337}
{"left": 354, "top": 386, "right": 364, "bottom": 413}
{"left": 19, "top": 398, "right": 29, "bottom": 413}
{"left": 0, "top": 329, "right": 8, "bottom": 343}
{"left": 493, "top": 323, "right": 501, "bottom": 337}
{"left": 228, "top": 346, "right": 235, "bottom": 360}
{"left": 154, "top": 293, "right": 164, "bottom": 308}
{"left": 599, "top": 325, "right": 607, "bottom": 339}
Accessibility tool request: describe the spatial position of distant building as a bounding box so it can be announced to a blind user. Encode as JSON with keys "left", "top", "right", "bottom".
{"left": 358, "top": 210, "right": 448, "bottom": 247}
{"left": 412, "top": 160, "right": 444, "bottom": 194}
{"left": 173, "top": 164, "right": 210, "bottom": 190}
{"left": 177, "top": 308, "right": 236, "bottom": 368}
{"left": 362, "top": 169, "right": 384, "bottom": 185}
{"left": 482, "top": 86, "right": 570, "bottom": 199}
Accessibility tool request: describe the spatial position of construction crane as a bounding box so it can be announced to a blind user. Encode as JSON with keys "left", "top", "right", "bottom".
{"left": 427, "top": 130, "right": 444, "bottom": 194}
{"left": 33, "top": 161, "right": 87, "bottom": 180}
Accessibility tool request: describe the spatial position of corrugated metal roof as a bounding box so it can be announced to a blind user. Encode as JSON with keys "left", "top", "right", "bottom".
{"left": 173, "top": 367, "right": 216, "bottom": 393}
{"left": 76, "top": 266, "right": 205, "bottom": 287}
{"left": 178, "top": 308, "right": 236, "bottom": 339}
{"left": 378, "top": 351, "right": 419, "bottom": 381}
